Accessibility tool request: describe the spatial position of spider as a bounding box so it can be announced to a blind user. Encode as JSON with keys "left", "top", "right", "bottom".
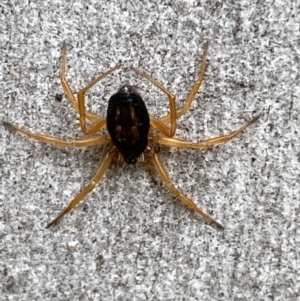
{"left": 3, "top": 42, "right": 259, "bottom": 229}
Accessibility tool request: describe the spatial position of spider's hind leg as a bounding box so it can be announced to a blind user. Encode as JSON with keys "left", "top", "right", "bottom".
{"left": 46, "top": 150, "right": 114, "bottom": 227}
{"left": 151, "top": 152, "right": 224, "bottom": 229}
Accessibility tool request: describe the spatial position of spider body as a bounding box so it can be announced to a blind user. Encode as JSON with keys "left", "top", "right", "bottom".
{"left": 3, "top": 42, "right": 259, "bottom": 229}
{"left": 106, "top": 85, "right": 150, "bottom": 164}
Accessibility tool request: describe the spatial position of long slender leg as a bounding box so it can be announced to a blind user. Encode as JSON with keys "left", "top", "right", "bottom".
{"left": 60, "top": 42, "right": 105, "bottom": 123}
{"left": 3, "top": 121, "right": 110, "bottom": 147}
{"left": 151, "top": 153, "right": 223, "bottom": 229}
{"left": 77, "top": 63, "right": 121, "bottom": 135}
{"left": 149, "top": 117, "right": 177, "bottom": 138}
{"left": 47, "top": 151, "right": 114, "bottom": 227}
{"left": 157, "top": 116, "right": 259, "bottom": 149}
{"left": 160, "top": 42, "right": 209, "bottom": 125}
{"left": 60, "top": 42, "right": 121, "bottom": 133}
{"left": 131, "top": 67, "right": 177, "bottom": 137}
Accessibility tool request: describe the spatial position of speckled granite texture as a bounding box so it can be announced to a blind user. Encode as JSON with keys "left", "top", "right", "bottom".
{"left": 1, "top": 1, "right": 299, "bottom": 300}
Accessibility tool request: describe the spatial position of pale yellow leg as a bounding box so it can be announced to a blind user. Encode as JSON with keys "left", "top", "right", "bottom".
{"left": 77, "top": 63, "right": 121, "bottom": 135}
{"left": 160, "top": 42, "right": 208, "bottom": 125}
{"left": 157, "top": 116, "right": 259, "bottom": 149}
{"left": 60, "top": 42, "right": 105, "bottom": 123}
{"left": 151, "top": 153, "right": 224, "bottom": 229}
{"left": 60, "top": 42, "right": 121, "bottom": 133}
{"left": 131, "top": 67, "right": 177, "bottom": 137}
{"left": 47, "top": 151, "right": 114, "bottom": 227}
{"left": 3, "top": 121, "right": 110, "bottom": 147}
{"left": 150, "top": 117, "right": 177, "bottom": 138}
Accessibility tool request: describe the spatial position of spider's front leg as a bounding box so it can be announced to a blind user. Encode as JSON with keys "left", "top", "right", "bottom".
{"left": 60, "top": 42, "right": 121, "bottom": 134}
{"left": 131, "top": 67, "right": 177, "bottom": 137}
{"left": 160, "top": 42, "right": 209, "bottom": 125}
{"left": 76, "top": 64, "right": 121, "bottom": 135}
{"left": 60, "top": 42, "right": 106, "bottom": 124}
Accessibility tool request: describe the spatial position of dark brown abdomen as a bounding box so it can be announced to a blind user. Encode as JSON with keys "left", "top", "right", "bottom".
{"left": 106, "top": 85, "right": 150, "bottom": 164}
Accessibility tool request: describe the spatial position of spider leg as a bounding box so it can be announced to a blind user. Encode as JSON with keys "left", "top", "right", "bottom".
{"left": 60, "top": 42, "right": 121, "bottom": 134}
{"left": 151, "top": 153, "right": 224, "bottom": 229}
{"left": 3, "top": 121, "right": 110, "bottom": 147}
{"left": 46, "top": 151, "right": 113, "bottom": 227}
{"left": 160, "top": 42, "right": 208, "bottom": 125}
{"left": 149, "top": 117, "right": 177, "bottom": 138}
{"left": 131, "top": 67, "right": 177, "bottom": 137}
{"left": 157, "top": 116, "right": 259, "bottom": 149}
{"left": 77, "top": 63, "right": 121, "bottom": 135}
{"left": 60, "top": 42, "right": 104, "bottom": 124}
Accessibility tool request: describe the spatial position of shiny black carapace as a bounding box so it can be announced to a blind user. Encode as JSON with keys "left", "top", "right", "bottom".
{"left": 3, "top": 42, "right": 259, "bottom": 229}
{"left": 106, "top": 85, "right": 150, "bottom": 164}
